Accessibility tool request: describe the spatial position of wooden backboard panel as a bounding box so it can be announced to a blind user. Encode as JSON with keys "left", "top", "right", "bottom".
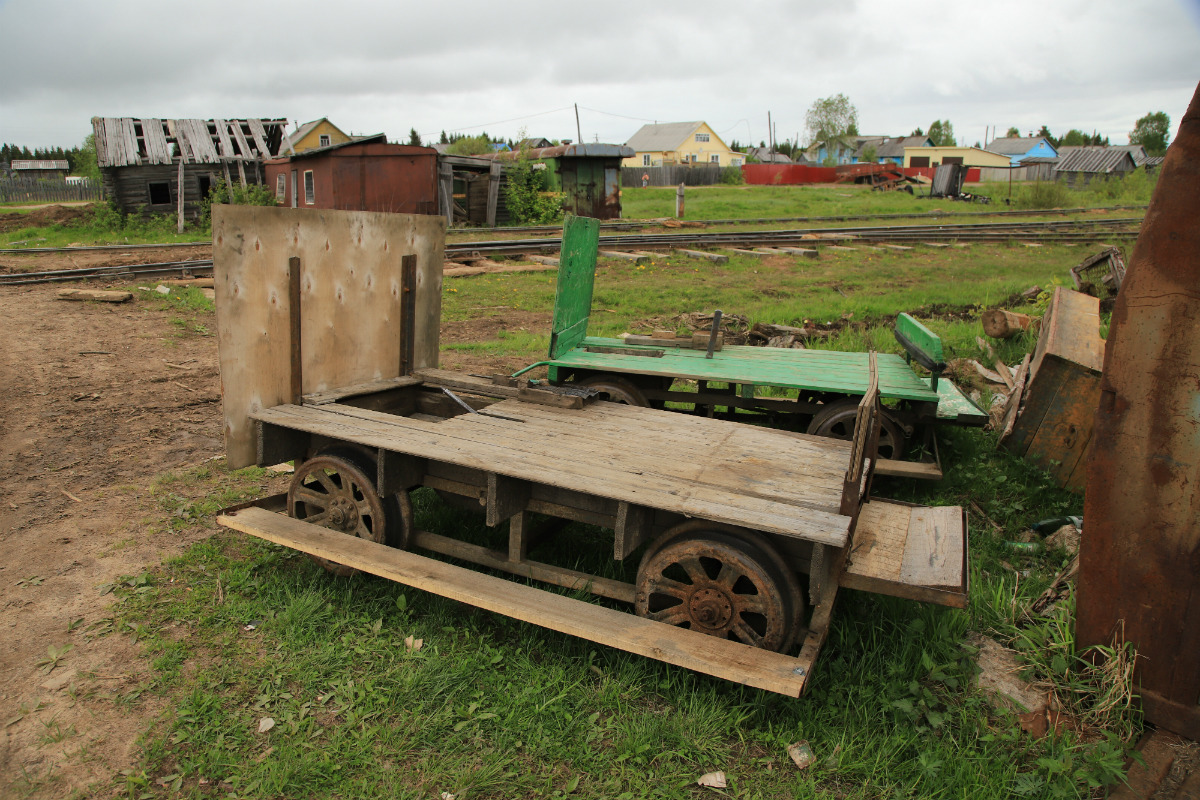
{"left": 213, "top": 205, "right": 444, "bottom": 468}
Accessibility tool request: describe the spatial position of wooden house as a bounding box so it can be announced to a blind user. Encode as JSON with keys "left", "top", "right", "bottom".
{"left": 285, "top": 118, "right": 352, "bottom": 153}
{"left": 984, "top": 136, "right": 1058, "bottom": 166}
{"left": 263, "top": 136, "right": 439, "bottom": 215}
{"left": 1054, "top": 147, "right": 1138, "bottom": 188}
{"left": 486, "top": 143, "right": 633, "bottom": 220}
{"left": 623, "top": 122, "right": 744, "bottom": 168}
{"left": 91, "top": 117, "right": 289, "bottom": 217}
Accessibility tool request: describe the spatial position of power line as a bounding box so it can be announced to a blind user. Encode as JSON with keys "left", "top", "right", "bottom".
{"left": 577, "top": 106, "right": 658, "bottom": 123}
{"left": 420, "top": 106, "right": 575, "bottom": 139}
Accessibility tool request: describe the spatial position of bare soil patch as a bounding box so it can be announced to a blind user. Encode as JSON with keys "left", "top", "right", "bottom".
{"left": 0, "top": 205, "right": 97, "bottom": 234}
{"left": 0, "top": 245, "right": 212, "bottom": 275}
{"left": 0, "top": 285, "right": 231, "bottom": 797}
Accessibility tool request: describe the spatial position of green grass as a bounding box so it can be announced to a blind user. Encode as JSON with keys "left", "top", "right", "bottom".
{"left": 616, "top": 182, "right": 1147, "bottom": 223}
{"left": 52, "top": 203, "right": 1141, "bottom": 798}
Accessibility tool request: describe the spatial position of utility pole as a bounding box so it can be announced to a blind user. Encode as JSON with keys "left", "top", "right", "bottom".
{"left": 575, "top": 104, "right": 582, "bottom": 145}
{"left": 767, "top": 111, "right": 773, "bottom": 161}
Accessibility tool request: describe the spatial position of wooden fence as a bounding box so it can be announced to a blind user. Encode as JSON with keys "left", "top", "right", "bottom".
{"left": 621, "top": 165, "right": 738, "bottom": 187}
{"left": 0, "top": 178, "right": 103, "bottom": 204}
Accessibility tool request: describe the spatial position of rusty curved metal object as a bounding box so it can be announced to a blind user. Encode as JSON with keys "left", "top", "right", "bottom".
{"left": 1076, "top": 81, "right": 1200, "bottom": 738}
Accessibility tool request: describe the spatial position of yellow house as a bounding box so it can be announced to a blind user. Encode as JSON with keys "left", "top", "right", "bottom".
{"left": 286, "top": 118, "right": 352, "bottom": 153}
{"left": 623, "top": 121, "right": 744, "bottom": 168}
{"left": 903, "top": 146, "right": 1011, "bottom": 168}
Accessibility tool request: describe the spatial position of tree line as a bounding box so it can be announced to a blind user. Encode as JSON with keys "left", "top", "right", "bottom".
{"left": 1, "top": 137, "right": 99, "bottom": 178}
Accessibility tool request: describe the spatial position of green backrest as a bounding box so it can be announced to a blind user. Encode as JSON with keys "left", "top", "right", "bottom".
{"left": 894, "top": 313, "right": 945, "bottom": 380}
{"left": 548, "top": 215, "right": 601, "bottom": 359}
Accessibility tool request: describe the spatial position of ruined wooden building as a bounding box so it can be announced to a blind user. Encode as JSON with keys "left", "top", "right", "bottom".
{"left": 91, "top": 117, "right": 290, "bottom": 217}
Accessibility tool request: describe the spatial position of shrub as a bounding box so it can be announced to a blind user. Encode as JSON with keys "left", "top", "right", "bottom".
{"left": 505, "top": 151, "right": 563, "bottom": 226}
{"left": 198, "top": 178, "right": 278, "bottom": 229}
{"left": 1013, "top": 180, "right": 1073, "bottom": 209}
{"left": 719, "top": 166, "right": 745, "bottom": 185}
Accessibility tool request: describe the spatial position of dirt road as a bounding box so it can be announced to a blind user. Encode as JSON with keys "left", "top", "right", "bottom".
{"left": 0, "top": 284, "right": 228, "bottom": 796}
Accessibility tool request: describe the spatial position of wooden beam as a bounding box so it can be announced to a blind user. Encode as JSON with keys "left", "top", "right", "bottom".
{"left": 288, "top": 256, "right": 302, "bottom": 404}
{"left": 218, "top": 506, "right": 811, "bottom": 696}
{"left": 599, "top": 250, "right": 649, "bottom": 264}
{"left": 673, "top": 248, "right": 729, "bottom": 263}
{"left": 614, "top": 501, "right": 651, "bottom": 560}
{"left": 377, "top": 450, "right": 425, "bottom": 495}
{"left": 486, "top": 472, "right": 531, "bottom": 527}
{"left": 486, "top": 161, "right": 501, "bottom": 227}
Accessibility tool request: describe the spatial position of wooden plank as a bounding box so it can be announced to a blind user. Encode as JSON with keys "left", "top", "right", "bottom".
{"left": 413, "top": 528, "right": 633, "bottom": 604}
{"left": 414, "top": 368, "right": 521, "bottom": 399}
{"left": 246, "top": 118, "right": 271, "bottom": 158}
{"left": 727, "top": 248, "right": 769, "bottom": 258}
{"left": 485, "top": 162, "right": 501, "bottom": 227}
{"left": 377, "top": 450, "right": 424, "bottom": 495}
{"left": 56, "top": 289, "right": 131, "bottom": 303}
{"left": 517, "top": 387, "right": 583, "bottom": 409}
{"left": 778, "top": 247, "right": 819, "bottom": 259}
{"left": 527, "top": 255, "right": 559, "bottom": 267}
{"left": 674, "top": 248, "right": 728, "bottom": 263}
{"left": 598, "top": 250, "right": 649, "bottom": 264}
{"left": 883, "top": 244, "right": 913, "bottom": 251}
{"left": 213, "top": 119, "right": 235, "bottom": 160}
{"left": 549, "top": 216, "right": 601, "bottom": 359}
{"left": 142, "top": 119, "right": 170, "bottom": 164}
{"left": 213, "top": 206, "right": 445, "bottom": 469}
{"left": 255, "top": 402, "right": 853, "bottom": 546}
{"left": 230, "top": 121, "right": 255, "bottom": 162}
{"left": 899, "top": 505, "right": 964, "bottom": 590}
{"left": 256, "top": 420, "right": 308, "bottom": 467}
{"left": 486, "top": 472, "right": 530, "bottom": 527}
{"left": 614, "top": 502, "right": 651, "bottom": 560}
{"left": 219, "top": 506, "right": 810, "bottom": 695}
{"left": 507, "top": 510, "right": 532, "bottom": 562}
{"left": 874, "top": 457, "right": 941, "bottom": 480}
{"left": 303, "top": 375, "right": 424, "bottom": 405}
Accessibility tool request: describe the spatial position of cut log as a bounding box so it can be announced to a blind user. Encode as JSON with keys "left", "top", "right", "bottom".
{"left": 57, "top": 289, "right": 132, "bottom": 303}
{"left": 982, "top": 308, "right": 1035, "bottom": 339}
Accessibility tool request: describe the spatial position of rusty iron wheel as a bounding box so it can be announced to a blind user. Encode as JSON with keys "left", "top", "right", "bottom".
{"left": 576, "top": 374, "right": 649, "bottom": 407}
{"left": 807, "top": 398, "right": 905, "bottom": 460}
{"left": 288, "top": 449, "right": 410, "bottom": 577}
{"left": 635, "top": 529, "right": 802, "bottom": 652}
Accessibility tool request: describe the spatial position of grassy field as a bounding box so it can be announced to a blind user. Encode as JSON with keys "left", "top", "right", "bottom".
{"left": 65, "top": 226, "right": 1141, "bottom": 800}
{"left": 3, "top": 194, "right": 1142, "bottom": 798}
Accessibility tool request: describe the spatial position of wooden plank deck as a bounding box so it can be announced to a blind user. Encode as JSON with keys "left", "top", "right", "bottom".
{"left": 550, "top": 337, "right": 938, "bottom": 402}
{"left": 219, "top": 506, "right": 814, "bottom": 697}
{"left": 841, "top": 499, "right": 967, "bottom": 608}
{"left": 253, "top": 398, "right": 854, "bottom": 547}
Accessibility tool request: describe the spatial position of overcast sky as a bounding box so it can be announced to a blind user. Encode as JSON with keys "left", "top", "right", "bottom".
{"left": 1, "top": 0, "right": 1197, "bottom": 152}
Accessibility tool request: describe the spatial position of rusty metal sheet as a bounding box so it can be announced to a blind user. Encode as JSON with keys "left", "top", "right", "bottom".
{"left": 1076, "top": 80, "right": 1200, "bottom": 739}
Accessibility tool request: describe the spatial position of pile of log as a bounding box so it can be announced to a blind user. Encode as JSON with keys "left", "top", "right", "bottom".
{"left": 746, "top": 322, "right": 835, "bottom": 349}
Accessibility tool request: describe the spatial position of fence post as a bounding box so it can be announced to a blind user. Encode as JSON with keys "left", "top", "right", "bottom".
{"left": 675, "top": 183, "right": 685, "bottom": 219}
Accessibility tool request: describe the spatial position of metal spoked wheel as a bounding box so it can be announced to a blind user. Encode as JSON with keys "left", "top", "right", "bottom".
{"left": 288, "top": 448, "right": 411, "bottom": 577}
{"left": 635, "top": 528, "right": 804, "bottom": 653}
{"left": 806, "top": 398, "right": 906, "bottom": 460}
{"left": 575, "top": 374, "right": 649, "bottom": 407}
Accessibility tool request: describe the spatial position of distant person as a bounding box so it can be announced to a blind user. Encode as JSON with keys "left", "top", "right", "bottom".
{"left": 641, "top": 172, "right": 649, "bottom": 188}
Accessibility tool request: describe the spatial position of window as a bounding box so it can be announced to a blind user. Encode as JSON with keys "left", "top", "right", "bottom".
{"left": 910, "top": 156, "right": 930, "bottom": 168}
{"left": 197, "top": 175, "right": 212, "bottom": 199}
{"left": 304, "top": 170, "right": 315, "bottom": 204}
{"left": 695, "top": 133, "right": 710, "bottom": 142}
{"left": 731, "top": 158, "right": 743, "bottom": 167}
{"left": 642, "top": 154, "right": 651, "bottom": 166}
{"left": 147, "top": 181, "right": 171, "bottom": 205}
{"left": 710, "top": 154, "right": 720, "bottom": 163}
{"left": 276, "top": 174, "right": 286, "bottom": 201}
{"left": 319, "top": 134, "right": 331, "bottom": 147}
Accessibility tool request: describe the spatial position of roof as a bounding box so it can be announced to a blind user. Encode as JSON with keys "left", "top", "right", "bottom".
{"left": 625, "top": 122, "right": 704, "bottom": 152}
{"left": 856, "top": 135, "right": 932, "bottom": 159}
{"left": 746, "top": 146, "right": 792, "bottom": 164}
{"left": 265, "top": 134, "right": 401, "bottom": 161}
{"left": 285, "top": 118, "right": 349, "bottom": 149}
{"left": 1110, "top": 144, "right": 1149, "bottom": 165}
{"left": 985, "top": 136, "right": 1051, "bottom": 156}
{"left": 483, "top": 143, "right": 634, "bottom": 161}
{"left": 11, "top": 160, "right": 69, "bottom": 170}
{"left": 516, "top": 137, "right": 553, "bottom": 149}
{"left": 92, "top": 117, "right": 289, "bottom": 167}
{"left": 1055, "top": 146, "right": 1138, "bottom": 174}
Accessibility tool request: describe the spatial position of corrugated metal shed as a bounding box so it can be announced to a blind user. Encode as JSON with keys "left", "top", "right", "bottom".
{"left": 91, "top": 117, "right": 290, "bottom": 167}
{"left": 483, "top": 143, "right": 634, "bottom": 161}
{"left": 1055, "top": 146, "right": 1137, "bottom": 174}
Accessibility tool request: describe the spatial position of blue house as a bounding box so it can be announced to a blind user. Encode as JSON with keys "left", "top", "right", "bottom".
{"left": 852, "top": 135, "right": 934, "bottom": 164}
{"left": 984, "top": 136, "right": 1058, "bottom": 165}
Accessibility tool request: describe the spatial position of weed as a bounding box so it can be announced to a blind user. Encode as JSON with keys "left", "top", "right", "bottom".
{"left": 36, "top": 644, "right": 73, "bottom": 674}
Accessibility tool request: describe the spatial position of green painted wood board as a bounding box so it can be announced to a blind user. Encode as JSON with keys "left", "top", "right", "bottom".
{"left": 895, "top": 313, "right": 944, "bottom": 363}
{"left": 547, "top": 215, "right": 601, "bottom": 359}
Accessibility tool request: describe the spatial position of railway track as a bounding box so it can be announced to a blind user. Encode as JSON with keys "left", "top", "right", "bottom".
{"left": 0, "top": 217, "right": 1141, "bottom": 286}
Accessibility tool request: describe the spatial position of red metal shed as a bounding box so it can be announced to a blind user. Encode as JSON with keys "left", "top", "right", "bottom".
{"left": 264, "top": 136, "right": 438, "bottom": 215}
